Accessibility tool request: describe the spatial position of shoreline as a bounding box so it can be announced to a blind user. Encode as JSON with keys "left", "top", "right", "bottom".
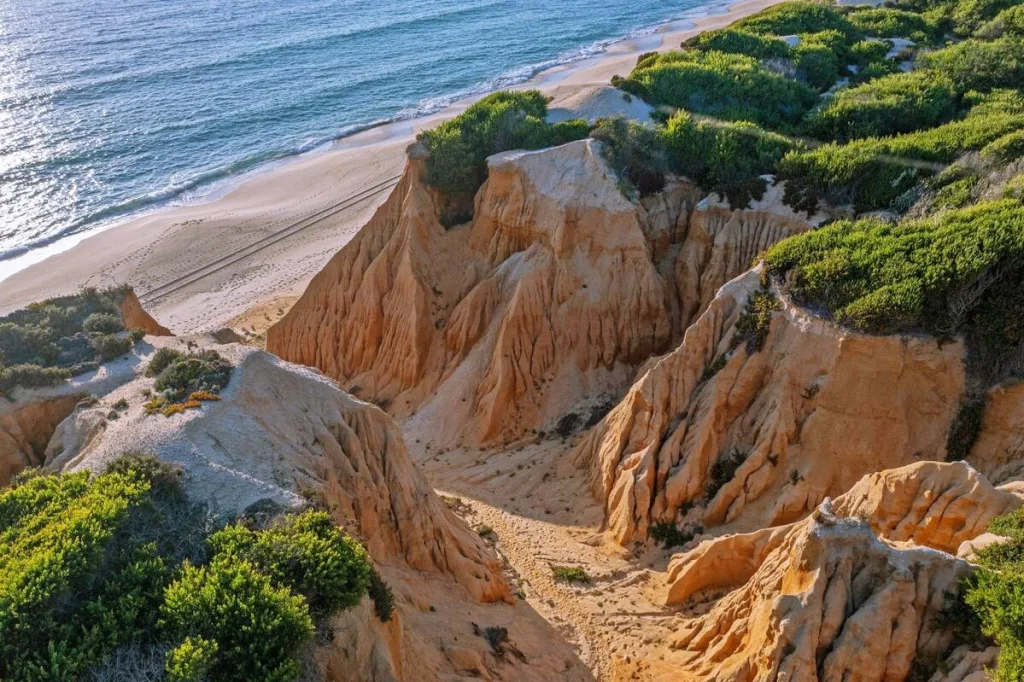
{"left": 0, "top": 0, "right": 783, "bottom": 331}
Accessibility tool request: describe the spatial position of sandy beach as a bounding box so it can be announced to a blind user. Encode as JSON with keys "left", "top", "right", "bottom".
{"left": 0, "top": 0, "right": 781, "bottom": 333}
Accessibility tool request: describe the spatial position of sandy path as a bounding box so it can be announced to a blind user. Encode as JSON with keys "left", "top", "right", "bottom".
{"left": 0, "top": 0, "right": 783, "bottom": 332}
{"left": 417, "top": 437, "right": 687, "bottom": 681}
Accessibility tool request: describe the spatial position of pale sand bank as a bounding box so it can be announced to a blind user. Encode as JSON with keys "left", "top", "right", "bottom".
{"left": 0, "top": 0, "right": 782, "bottom": 332}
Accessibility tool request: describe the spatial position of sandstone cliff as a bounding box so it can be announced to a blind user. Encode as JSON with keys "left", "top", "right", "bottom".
{"left": 574, "top": 268, "right": 971, "bottom": 544}
{"left": 664, "top": 504, "right": 974, "bottom": 682}
{"left": 267, "top": 141, "right": 820, "bottom": 448}
{"left": 41, "top": 341, "right": 590, "bottom": 682}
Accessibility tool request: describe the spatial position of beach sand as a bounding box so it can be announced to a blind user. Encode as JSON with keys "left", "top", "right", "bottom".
{"left": 0, "top": 0, "right": 782, "bottom": 332}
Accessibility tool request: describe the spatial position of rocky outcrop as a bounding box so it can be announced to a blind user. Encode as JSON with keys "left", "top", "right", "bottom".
{"left": 969, "top": 380, "right": 1024, "bottom": 484}
{"left": 664, "top": 505, "right": 975, "bottom": 682}
{"left": 42, "top": 342, "right": 591, "bottom": 682}
{"left": 0, "top": 394, "right": 83, "bottom": 487}
{"left": 575, "top": 269, "right": 969, "bottom": 544}
{"left": 46, "top": 346, "right": 507, "bottom": 603}
{"left": 119, "top": 289, "right": 173, "bottom": 336}
{"left": 665, "top": 461, "right": 1020, "bottom": 604}
{"left": 268, "top": 141, "right": 820, "bottom": 448}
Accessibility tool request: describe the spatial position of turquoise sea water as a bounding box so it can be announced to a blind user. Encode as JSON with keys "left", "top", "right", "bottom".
{"left": 0, "top": 0, "right": 721, "bottom": 261}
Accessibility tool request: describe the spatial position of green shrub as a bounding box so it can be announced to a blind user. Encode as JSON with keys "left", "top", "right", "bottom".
{"left": 733, "top": 1, "right": 859, "bottom": 38}
{"left": 615, "top": 50, "right": 817, "bottom": 128}
{"left": 208, "top": 510, "right": 371, "bottom": 616}
{"left": 706, "top": 448, "right": 749, "bottom": 500}
{"left": 965, "top": 505, "right": 1024, "bottom": 682}
{"left": 732, "top": 289, "right": 780, "bottom": 353}
{"left": 664, "top": 112, "right": 799, "bottom": 207}
{"left": 650, "top": 522, "right": 699, "bottom": 548}
{"left": 849, "top": 39, "right": 893, "bottom": 67}
{"left": 551, "top": 565, "right": 590, "bottom": 583}
{"left": 792, "top": 40, "right": 842, "bottom": 90}
{"left": 977, "top": 5, "right": 1024, "bottom": 37}
{"left": 592, "top": 116, "right": 669, "bottom": 198}
{"left": 780, "top": 94, "right": 1024, "bottom": 211}
{"left": 91, "top": 334, "right": 134, "bottom": 362}
{"left": 952, "top": 0, "right": 1017, "bottom": 35}
{"left": 83, "top": 312, "right": 125, "bottom": 335}
{"left": 417, "top": 90, "right": 590, "bottom": 209}
{"left": 161, "top": 559, "right": 313, "bottom": 682}
{"left": 368, "top": 568, "right": 395, "bottom": 623}
{"left": 804, "top": 71, "right": 959, "bottom": 141}
{"left": 152, "top": 350, "right": 232, "bottom": 402}
{"left": 0, "top": 363, "right": 72, "bottom": 395}
{"left": 146, "top": 347, "right": 185, "bottom": 377}
{"left": 917, "top": 37, "right": 1024, "bottom": 93}
{"left": 165, "top": 636, "right": 218, "bottom": 682}
{"left": 0, "top": 460, "right": 374, "bottom": 682}
{"left": 946, "top": 397, "right": 986, "bottom": 461}
{"left": 763, "top": 200, "right": 1024, "bottom": 343}
{"left": 847, "top": 7, "right": 942, "bottom": 42}
{"left": 685, "top": 28, "right": 791, "bottom": 59}
{"left": 0, "top": 286, "right": 143, "bottom": 391}
{"left": 982, "top": 129, "right": 1024, "bottom": 162}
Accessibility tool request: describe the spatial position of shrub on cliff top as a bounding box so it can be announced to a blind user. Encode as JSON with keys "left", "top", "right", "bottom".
{"left": 0, "top": 286, "right": 141, "bottom": 394}
{"left": 762, "top": 200, "right": 1024, "bottom": 355}
{"left": 614, "top": 49, "right": 817, "bottom": 129}
{"left": 780, "top": 91, "right": 1024, "bottom": 212}
{"left": 417, "top": 90, "right": 590, "bottom": 214}
{"left": 846, "top": 7, "right": 942, "bottom": 43}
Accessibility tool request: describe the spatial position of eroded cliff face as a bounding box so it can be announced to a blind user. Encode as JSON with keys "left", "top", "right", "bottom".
{"left": 575, "top": 269, "right": 969, "bottom": 544}
{"left": 664, "top": 505, "right": 973, "bottom": 682}
{"left": 665, "top": 461, "right": 1022, "bottom": 605}
{"left": 42, "top": 342, "right": 589, "bottom": 682}
{"left": 268, "top": 141, "right": 820, "bottom": 448}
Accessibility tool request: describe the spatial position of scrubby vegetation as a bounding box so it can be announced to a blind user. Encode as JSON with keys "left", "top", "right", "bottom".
{"left": 0, "top": 286, "right": 144, "bottom": 395}
{"left": 417, "top": 91, "right": 589, "bottom": 224}
{"left": 143, "top": 348, "right": 233, "bottom": 417}
{"left": 763, "top": 200, "right": 1024, "bottom": 384}
{"left": 613, "top": 50, "right": 817, "bottom": 128}
{"left": 551, "top": 565, "right": 590, "bottom": 584}
{"left": 0, "top": 456, "right": 377, "bottom": 682}
{"left": 706, "top": 448, "right": 749, "bottom": 500}
{"left": 965, "top": 506, "right": 1024, "bottom": 681}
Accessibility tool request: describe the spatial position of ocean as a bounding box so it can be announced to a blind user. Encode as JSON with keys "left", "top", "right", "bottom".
{"left": 0, "top": 0, "right": 722, "bottom": 262}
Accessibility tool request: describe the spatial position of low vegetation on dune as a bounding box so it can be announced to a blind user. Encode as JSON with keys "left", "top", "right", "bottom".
{"left": 0, "top": 455, "right": 383, "bottom": 682}
{"left": 143, "top": 347, "right": 234, "bottom": 417}
{"left": 0, "top": 286, "right": 145, "bottom": 395}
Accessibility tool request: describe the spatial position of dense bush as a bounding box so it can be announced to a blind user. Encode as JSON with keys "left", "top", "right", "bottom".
{"left": 417, "top": 90, "right": 590, "bottom": 215}
{"left": 663, "top": 111, "right": 799, "bottom": 207}
{"left": 762, "top": 200, "right": 1024, "bottom": 341}
{"left": 614, "top": 49, "right": 817, "bottom": 128}
{"left": 977, "top": 5, "right": 1024, "bottom": 37}
{"left": 209, "top": 511, "right": 371, "bottom": 616}
{"left": 846, "top": 7, "right": 942, "bottom": 42}
{"left": 685, "top": 28, "right": 790, "bottom": 59}
{"left": 803, "top": 70, "right": 959, "bottom": 141}
{"left": 151, "top": 349, "right": 233, "bottom": 402}
{"left": 983, "top": 128, "right": 1024, "bottom": 161}
{"left": 917, "top": 37, "right": 1024, "bottom": 93}
{"left": 780, "top": 93, "right": 1024, "bottom": 211}
{"left": 0, "top": 286, "right": 141, "bottom": 394}
{"left": 161, "top": 560, "right": 313, "bottom": 682}
{"left": 965, "top": 507, "right": 1024, "bottom": 681}
{"left": 733, "top": 1, "right": 859, "bottom": 38}
{"left": 952, "top": 0, "right": 1017, "bottom": 35}
{"left": 0, "top": 459, "right": 376, "bottom": 682}
{"left": 592, "top": 116, "right": 669, "bottom": 198}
